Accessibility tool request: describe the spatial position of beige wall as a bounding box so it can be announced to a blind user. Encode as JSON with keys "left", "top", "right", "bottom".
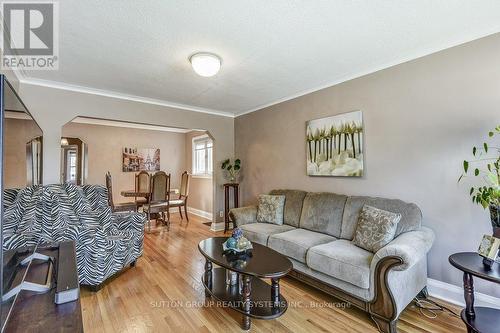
{"left": 62, "top": 122, "right": 186, "bottom": 204}
{"left": 3, "top": 118, "right": 41, "bottom": 188}
{"left": 17, "top": 83, "right": 234, "bottom": 224}
{"left": 235, "top": 33, "right": 500, "bottom": 296}
{"left": 185, "top": 131, "right": 213, "bottom": 215}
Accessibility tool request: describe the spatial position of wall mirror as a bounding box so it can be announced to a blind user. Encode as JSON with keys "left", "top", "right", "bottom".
{"left": 1, "top": 75, "right": 44, "bottom": 331}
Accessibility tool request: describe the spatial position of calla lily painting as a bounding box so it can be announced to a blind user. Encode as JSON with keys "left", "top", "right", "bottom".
{"left": 306, "top": 111, "right": 364, "bottom": 177}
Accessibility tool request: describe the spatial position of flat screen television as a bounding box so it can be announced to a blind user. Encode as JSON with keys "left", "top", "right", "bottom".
{"left": 0, "top": 75, "right": 43, "bottom": 332}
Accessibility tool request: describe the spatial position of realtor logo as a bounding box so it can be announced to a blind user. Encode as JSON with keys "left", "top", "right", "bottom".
{"left": 1, "top": 1, "right": 59, "bottom": 70}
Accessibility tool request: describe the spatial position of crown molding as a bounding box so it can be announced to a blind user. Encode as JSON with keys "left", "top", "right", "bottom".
{"left": 235, "top": 29, "right": 500, "bottom": 117}
{"left": 4, "top": 110, "right": 31, "bottom": 119}
{"left": 71, "top": 116, "right": 191, "bottom": 133}
{"left": 19, "top": 77, "right": 235, "bottom": 118}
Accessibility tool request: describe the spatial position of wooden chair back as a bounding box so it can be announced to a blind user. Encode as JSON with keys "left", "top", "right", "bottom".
{"left": 179, "top": 171, "right": 190, "bottom": 199}
{"left": 135, "top": 171, "right": 150, "bottom": 198}
{"left": 105, "top": 171, "right": 114, "bottom": 209}
{"left": 149, "top": 171, "right": 171, "bottom": 203}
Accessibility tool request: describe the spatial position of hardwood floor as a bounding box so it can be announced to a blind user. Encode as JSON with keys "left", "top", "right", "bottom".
{"left": 81, "top": 213, "right": 465, "bottom": 332}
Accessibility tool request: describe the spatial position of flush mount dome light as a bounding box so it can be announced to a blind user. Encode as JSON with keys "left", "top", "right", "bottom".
{"left": 189, "top": 52, "right": 221, "bottom": 77}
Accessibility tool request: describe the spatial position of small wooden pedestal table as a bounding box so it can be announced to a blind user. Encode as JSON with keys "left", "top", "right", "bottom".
{"left": 449, "top": 252, "right": 500, "bottom": 333}
{"left": 223, "top": 183, "right": 239, "bottom": 233}
{"left": 198, "top": 237, "right": 292, "bottom": 330}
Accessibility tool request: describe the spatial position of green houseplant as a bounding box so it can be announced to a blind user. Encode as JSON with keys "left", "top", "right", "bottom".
{"left": 221, "top": 158, "right": 241, "bottom": 183}
{"left": 459, "top": 125, "right": 500, "bottom": 236}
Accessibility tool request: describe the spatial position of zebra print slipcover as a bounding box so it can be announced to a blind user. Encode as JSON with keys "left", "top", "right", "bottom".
{"left": 2, "top": 184, "right": 145, "bottom": 286}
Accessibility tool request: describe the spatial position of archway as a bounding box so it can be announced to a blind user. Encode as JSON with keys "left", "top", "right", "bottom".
{"left": 61, "top": 116, "right": 215, "bottom": 223}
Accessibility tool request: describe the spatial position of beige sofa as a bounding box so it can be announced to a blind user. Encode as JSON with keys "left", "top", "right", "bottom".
{"left": 230, "top": 190, "right": 434, "bottom": 333}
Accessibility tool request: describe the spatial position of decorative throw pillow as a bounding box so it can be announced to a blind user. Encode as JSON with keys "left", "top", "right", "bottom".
{"left": 353, "top": 205, "right": 401, "bottom": 252}
{"left": 256, "top": 194, "right": 286, "bottom": 225}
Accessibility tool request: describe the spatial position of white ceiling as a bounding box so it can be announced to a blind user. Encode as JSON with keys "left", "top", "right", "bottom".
{"left": 20, "top": 1, "right": 500, "bottom": 116}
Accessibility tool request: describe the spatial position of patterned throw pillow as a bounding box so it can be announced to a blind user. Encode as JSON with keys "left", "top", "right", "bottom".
{"left": 353, "top": 205, "right": 402, "bottom": 252}
{"left": 256, "top": 194, "right": 286, "bottom": 225}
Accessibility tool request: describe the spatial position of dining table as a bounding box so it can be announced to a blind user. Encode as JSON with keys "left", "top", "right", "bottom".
{"left": 120, "top": 188, "right": 179, "bottom": 198}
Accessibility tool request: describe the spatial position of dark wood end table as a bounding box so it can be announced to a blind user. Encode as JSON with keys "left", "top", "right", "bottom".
{"left": 449, "top": 252, "right": 500, "bottom": 333}
{"left": 198, "top": 237, "right": 292, "bottom": 330}
{"left": 223, "top": 183, "right": 239, "bottom": 233}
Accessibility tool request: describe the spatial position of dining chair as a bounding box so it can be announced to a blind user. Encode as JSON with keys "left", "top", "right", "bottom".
{"left": 143, "top": 171, "right": 171, "bottom": 232}
{"left": 169, "top": 171, "right": 190, "bottom": 221}
{"left": 135, "top": 171, "right": 150, "bottom": 209}
{"left": 105, "top": 171, "right": 137, "bottom": 213}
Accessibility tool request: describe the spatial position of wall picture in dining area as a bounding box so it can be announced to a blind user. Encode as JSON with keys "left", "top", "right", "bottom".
{"left": 122, "top": 147, "right": 160, "bottom": 172}
{"left": 306, "top": 110, "right": 363, "bottom": 177}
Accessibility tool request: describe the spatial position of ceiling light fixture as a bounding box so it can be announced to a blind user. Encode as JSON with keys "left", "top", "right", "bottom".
{"left": 189, "top": 52, "right": 221, "bottom": 77}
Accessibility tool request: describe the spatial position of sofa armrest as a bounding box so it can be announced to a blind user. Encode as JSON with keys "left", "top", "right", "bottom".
{"left": 229, "top": 206, "right": 258, "bottom": 226}
{"left": 372, "top": 226, "right": 435, "bottom": 271}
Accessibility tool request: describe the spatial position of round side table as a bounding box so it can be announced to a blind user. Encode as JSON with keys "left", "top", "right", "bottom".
{"left": 449, "top": 252, "right": 500, "bottom": 333}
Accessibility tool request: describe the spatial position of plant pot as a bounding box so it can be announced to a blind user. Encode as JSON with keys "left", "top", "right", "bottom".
{"left": 490, "top": 204, "right": 500, "bottom": 238}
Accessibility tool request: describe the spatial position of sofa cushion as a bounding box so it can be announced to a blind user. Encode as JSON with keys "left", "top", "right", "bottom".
{"left": 299, "top": 192, "right": 347, "bottom": 237}
{"left": 268, "top": 229, "right": 336, "bottom": 263}
{"left": 353, "top": 205, "right": 401, "bottom": 252}
{"left": 307, "top": 239, "right": 373, "bottom": 289}
{"left": 341, "top": 196, "right": 422, "bottom": 240}
{"left": 239, "top": 223, "right": 295, "bottom": 245}
{"left": 256, "top": 194, "right": 286, "bottom": 225}
{"left": 269, "top": 189, "right": 307, "bottom": 227}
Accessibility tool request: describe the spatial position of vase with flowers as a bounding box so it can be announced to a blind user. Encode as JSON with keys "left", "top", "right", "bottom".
{"left": 221, "top": 158, "right": 241, "bottom": 183}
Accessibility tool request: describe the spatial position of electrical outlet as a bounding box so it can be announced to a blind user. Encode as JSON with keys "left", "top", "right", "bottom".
{"left": 219, "top": 211, "right": 224, "bottom": 218}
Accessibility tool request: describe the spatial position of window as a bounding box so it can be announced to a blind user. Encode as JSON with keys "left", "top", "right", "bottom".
{"left": 192, "top": 134, "right": 213, "bottom": 177}
{"left": 68, "top": 150, "right": 77, "bottom": 182}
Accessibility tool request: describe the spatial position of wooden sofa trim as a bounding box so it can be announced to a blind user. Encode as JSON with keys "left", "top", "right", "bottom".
{"left": 288, "top": 255, "right": 404, "bottom": 333}
{"left": 369, "top": 256, "right": 403, "bottom": 333}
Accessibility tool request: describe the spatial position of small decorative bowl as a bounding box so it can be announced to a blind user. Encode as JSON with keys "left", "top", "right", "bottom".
{"left": 223, "top": 237, "right": 253, "bottom": 253}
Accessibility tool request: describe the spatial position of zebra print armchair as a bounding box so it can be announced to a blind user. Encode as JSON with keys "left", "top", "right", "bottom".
{"left": 2, "top": 183, "right": 145, "bottom": 289}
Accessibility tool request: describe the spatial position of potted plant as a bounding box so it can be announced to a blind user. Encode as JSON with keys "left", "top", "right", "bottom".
{"left": 221, "top": 158, "right": 241, "bottom": 183}
{"left": 459, "top": 125, "right": 500, "bottom": 237}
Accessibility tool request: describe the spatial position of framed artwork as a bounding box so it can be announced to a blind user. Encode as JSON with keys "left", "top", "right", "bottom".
{"left": 306, "top": 110, "right": 363, "bottom": 177}
{"left": 478, "top": 234, "right": 500, "bottom": 260}
{"left": 122, "top": 147, "right": 160, "bottom": 172}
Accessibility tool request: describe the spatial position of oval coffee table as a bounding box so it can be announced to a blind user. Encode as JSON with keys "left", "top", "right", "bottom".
{"left": 198, "top": 237, "right": 292, "bottom": 330}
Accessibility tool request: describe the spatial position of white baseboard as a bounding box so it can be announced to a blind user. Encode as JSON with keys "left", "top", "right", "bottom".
{"left": 167, "top": 207, "right": 213, "bottom": 220}
{"left": 186, "top": 207, "right": 213, "bottom": 220}
{"left": 169, "top": 207, "right": 222, "bottom": 231}
{"left": 428, "top": 278, "right": 500, "bottom": 309}
{"left": 210, "top": 222, "right": 225, "bottom": 232}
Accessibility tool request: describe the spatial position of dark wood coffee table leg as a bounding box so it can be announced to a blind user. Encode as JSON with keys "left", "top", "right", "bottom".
{"left": 241, "top": 275, "right": 251, "bottom": 330}
{"left": 271, "top": 278, "right": 280, "bottom": 306}
{"left": 204, "top": 260, "right": 212, "bottom": 297}
{"left": 463, "top": 272, "right": 475, "bottom": 320}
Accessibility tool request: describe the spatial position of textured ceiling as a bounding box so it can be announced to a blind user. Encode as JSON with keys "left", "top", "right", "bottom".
{"left": 21, "top": 0, "right": 500, "bottom": 116}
